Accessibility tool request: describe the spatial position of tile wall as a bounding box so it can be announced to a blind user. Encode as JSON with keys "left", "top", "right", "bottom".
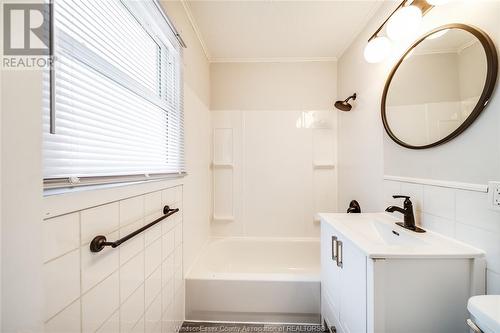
{"left": 383, "top": 180, "right": 500, "bottom": 294}
{"left": 211, "top": 110, "right": 338, "bottom": 238}
{"left": 42, "top": 186, "right": 184, "bottom": 333}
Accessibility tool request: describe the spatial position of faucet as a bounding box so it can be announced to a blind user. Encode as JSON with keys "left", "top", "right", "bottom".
{"left": 385, "top": 195, "right": 425, "bottom": 233}
{"left": 347, "top": 200, "right": 361, "bottom": 213}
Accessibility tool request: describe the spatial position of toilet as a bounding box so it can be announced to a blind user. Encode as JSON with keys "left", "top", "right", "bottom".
{"left": 467, "top": 295, "right": 500, "bottom": 333}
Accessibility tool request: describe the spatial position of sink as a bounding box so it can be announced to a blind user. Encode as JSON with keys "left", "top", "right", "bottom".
{"left": 348, "top": 218, "right": 428, "bottom": 247}
{"left": 318, "top": 212, "right": 484, "bottom": 259}
{"left": 468, "top": 295, "right": 500, "bottom": 333}
{"left": 319, "top": 212, "right": 487, "bottom": 333}
{"left": 371, "top": 220, "right": 428, "bottom": 246}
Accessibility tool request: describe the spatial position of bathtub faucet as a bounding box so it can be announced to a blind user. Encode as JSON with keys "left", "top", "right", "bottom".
{"left": 346, "top": 200, "right": 361, "bottom": 213}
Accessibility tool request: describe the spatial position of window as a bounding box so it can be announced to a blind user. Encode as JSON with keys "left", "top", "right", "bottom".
{"left": 43, "top": 0, "right": 184, "bottom": 188}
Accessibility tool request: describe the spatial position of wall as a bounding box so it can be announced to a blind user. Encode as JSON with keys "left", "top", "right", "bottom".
{"left": 1, "top": 68, "right": 45, "bottom": 333}
{"left": 210, "top": 61, "right": 338, "bottom": 238}
{"left": 1, "top": 0, "right": 45, "bottom": 330}
{"left": 161, "top": 0, "right": 212, "bottom": 276}
{"left": 43, "top": 187, "right": 183, "bottom": 332}
{"left": 211, "top": 61, "right": 338, "bottom": 111}
{"left": 338, "top": 0, "right": 500, "bottom": 292}
{"left": 336, "top": 2, "right": 394, "bottom": 213}
{"left": 1, "top": 0, "right": 211, "bottom": 331}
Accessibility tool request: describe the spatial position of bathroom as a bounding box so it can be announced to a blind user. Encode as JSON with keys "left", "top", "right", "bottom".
{"left": 1, "top": 0, "right": 499, "bottom": 332}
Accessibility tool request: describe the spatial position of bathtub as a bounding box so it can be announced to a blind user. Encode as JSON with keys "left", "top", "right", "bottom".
{"left": 186, "top": 238, "right": 321, "bottom": 324}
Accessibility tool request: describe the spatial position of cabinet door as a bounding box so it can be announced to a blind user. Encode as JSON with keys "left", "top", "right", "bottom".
{"left": 339, "top": 237, "right": 367, "bottom": 333}
{"left": 320, "top": 222, "right": 341, "bottom": 321}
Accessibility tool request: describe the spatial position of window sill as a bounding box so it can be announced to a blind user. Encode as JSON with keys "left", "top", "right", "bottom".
{"left": 43, "top": 175, "right": 186, "bottom": 219}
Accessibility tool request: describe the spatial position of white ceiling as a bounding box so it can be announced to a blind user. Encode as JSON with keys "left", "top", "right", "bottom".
{"left": 184, "top": 0, "right": 384, "bottom": 61}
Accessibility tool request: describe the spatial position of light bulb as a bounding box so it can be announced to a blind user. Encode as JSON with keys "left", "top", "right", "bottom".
{"left": 364, "top": 36, "right": 392, "bottom": 63}
{"left": 426, "top": 0, "right": 451, "bottom": 5}
{"left": 386, "top": 6, "right": 423, "bottom": 42}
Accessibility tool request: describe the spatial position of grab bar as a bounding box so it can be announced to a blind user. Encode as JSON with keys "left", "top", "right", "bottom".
{"left": 90, "top": 205, "right": 179, "bottom": 252}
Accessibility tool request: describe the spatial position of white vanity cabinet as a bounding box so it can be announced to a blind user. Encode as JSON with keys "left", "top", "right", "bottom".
{"left": 320, "top": 213, "right": 486, "bottom": 333}
{"left": 321, "top": 223, "right": 366, "bottom": 333}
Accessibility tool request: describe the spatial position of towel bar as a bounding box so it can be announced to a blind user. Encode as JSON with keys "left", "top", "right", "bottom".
{"left": 89, "top": 205, "right": 179, "bottom": 252}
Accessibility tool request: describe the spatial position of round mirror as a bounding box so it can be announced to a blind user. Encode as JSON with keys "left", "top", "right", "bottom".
{"left": 382, "top": 24, "right": 498, "bottom": 149}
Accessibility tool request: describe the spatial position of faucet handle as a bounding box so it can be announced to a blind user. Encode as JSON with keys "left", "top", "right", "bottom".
{"left": 393, "top": 195, "right": 410, "bottom": 200}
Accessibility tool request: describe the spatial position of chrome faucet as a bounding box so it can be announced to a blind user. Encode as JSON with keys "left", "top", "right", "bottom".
{"left": 385, "top": 195, "right": 425, "bottom": 233}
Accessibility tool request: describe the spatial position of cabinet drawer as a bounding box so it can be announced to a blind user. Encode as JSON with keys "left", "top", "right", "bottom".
{"left": 322, "top": 292, "right": 344, "bottom": 333}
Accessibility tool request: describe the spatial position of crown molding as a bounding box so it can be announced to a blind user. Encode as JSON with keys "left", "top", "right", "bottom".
{"left": 180, "top": 0, "right": 210, "bottom": 60}
{"left": 413, "top": 48, "right": 460, "bottom": 56}
{"left": 458, "top": 38, "right": 479, "bottom": 54}
{"left": 413, "top": 38, "right": 480, "bottom": 57}
{"left": 209, "top": 57, "right": 338, "bottom": 64}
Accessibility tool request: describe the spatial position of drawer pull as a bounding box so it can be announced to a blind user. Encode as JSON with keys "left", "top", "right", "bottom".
{"left": 331, "top": 236, "right": 338, "bottom": 261}
{"left": 466, "top": 319, "right": 483, "bottom": 333}
{"left": 336, "top": 240, "right": 343, "bottom": 268}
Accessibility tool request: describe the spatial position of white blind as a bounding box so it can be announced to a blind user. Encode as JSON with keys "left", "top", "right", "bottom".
{"left": 43, "top": 0, "right": 184, "bottom": 187}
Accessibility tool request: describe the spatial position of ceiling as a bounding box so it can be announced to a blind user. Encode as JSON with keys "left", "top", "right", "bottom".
{"left": 184, "top": 0, "right": 384, "bottom": 61}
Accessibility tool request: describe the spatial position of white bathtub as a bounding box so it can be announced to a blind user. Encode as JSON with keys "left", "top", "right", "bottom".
{"left": 186, "top": 238, "right": 321, "bottom": 324}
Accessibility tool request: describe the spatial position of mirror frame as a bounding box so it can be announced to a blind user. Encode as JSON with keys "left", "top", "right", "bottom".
{"left": 381, "top": 23, "right": 498, "bottom": 150}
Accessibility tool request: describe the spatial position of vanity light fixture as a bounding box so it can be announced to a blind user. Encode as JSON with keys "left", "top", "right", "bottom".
{"left": 386, "top": 5, "right": 423, "bottom": 41}
{"left": 364, "top": 0, "right": 442, "bottom": 63}
{"left": 364, "top": 36, "right": 392, "bottom": 63}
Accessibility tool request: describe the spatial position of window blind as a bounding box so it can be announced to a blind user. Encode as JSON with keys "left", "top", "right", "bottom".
{"left": 43, "top": 0, "right": 184, "bottom": 188}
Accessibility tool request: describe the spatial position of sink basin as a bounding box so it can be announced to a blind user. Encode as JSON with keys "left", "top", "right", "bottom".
{"left": 349, "top": 218, "right": 428, "bottom": 247}
{"left": 318, "top": 212, "right": 484, "bottom": 259}
{"left": 468, "top": 295, "right": 500, "bottom": 333}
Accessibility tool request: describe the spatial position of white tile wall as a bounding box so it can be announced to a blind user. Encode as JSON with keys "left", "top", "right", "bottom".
{"left": 121, "top": 252, "right": 145, "bottom": 301}
{"left": 384, "top": 180, "right": 500, "bottom": 294}
{"left": 82, "top": 271, "right": 120, "bottom": 333}
{"left": 42, "top": 212, "right": 79, "bottom": 263}
{"left": 96, "top": 310, "right": 120, "bottom": 333}
{"left": 81, "top": 203, "right": 120, "bottom": 245}
{"left": 121, "top": 285, "right": 145, "bottom": 333}
{"left": 81, "top": 231, "right": 120, "bottom": 293}
{"left": 211, "top": 110, "right": 338, "bottom": 238}
{"left": 45, "top": 300, "right": 81, "bottom": 333}
{"left": 43, "top": 186, "right": 184, "bottom": 333}
{"left": 43, "top": 249, "right": 80, "bottom": 319}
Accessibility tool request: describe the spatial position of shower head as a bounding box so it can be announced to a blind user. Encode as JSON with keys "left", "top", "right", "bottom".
{"left": 334, "top": 93, "right": 357, "bottom": 112}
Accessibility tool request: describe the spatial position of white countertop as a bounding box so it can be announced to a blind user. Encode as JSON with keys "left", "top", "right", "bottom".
{"left": 318, "top": 212, "right": 484, "bottom": 259}
{"left": 468, "top": 295, "right": 500, "bottom": 333}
